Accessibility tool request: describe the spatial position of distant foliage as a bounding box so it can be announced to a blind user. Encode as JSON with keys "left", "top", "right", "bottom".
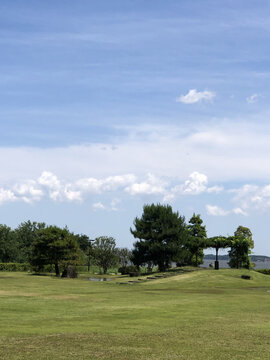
{"left": 118, "top": 265, "right": 138, "bottom": 275}
{"left": 0, "top": 263, "right": 30, "bottom": 271}
{"left": 256, "top": 269, "right": 270, "bottom": 275}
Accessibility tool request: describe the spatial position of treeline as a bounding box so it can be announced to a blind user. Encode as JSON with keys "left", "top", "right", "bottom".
{"left": 130, "top": 204, "right": 254, "bottom": 271}
{"left": 0, "top": 221, "right": 131, "bottom": 276}
{"left": 0, "top": 203, "right": 254, "bottom": 276}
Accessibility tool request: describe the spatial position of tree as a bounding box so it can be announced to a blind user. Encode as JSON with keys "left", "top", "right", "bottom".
{"left": 116, "top": 247, "right": 132, "bottom": 269}
{"left": 91, "top": 236, "right": 118, "bottom": 274}
{"left": 131, "top": 204, "right": 187, "bottom": 271}
{"left": 207, "top": 236, "right": 231, "bottom": 270}
{"left": 15, "top": 221, "right": 46, "bottom": 263}
{"left": 186, "top": 214, "right": 207, "bottom": 267}
{"left": 0, "top": 225, "right": 19, "bottom": 262}
{"left": 30, "top": 226, "right": 81, "bottom": 276}
{"left": 229, "top": 226, "right": 254, "bottom": 269}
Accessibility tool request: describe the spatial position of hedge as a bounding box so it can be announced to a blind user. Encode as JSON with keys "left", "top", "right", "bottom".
{"left": 256, "top": 269, "right": 270, "bottom": 275}
{"left": 0, "top": 263, "right": 30, "bottom": 271}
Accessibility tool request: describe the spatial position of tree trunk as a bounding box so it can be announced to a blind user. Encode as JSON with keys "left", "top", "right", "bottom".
{"left": 55, "top": 263, "right": 60, "bottom": 277}
{"left": 195, "top": 251, "right": 198, "bottom": 267}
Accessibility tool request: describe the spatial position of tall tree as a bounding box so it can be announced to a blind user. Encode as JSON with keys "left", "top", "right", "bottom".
{"left": 30, "top": 226, "right": 81, "bottom": 276}
{"left": 131, "top": 204, "right": 187, "bottom": 271}
{"left": 186, "top": 214, "right": 207, "bottom": 267}
{"left": 229, "top": 226, "right": 253, "bottom": 269}
{"left": 15, "top": 221, "right": 46, "bottom": 263}
{"left": 91, "top": 236, "right": 118, "bottom": 274}
{"left": 0, "top": 225, "right": 19, "bottom": 262}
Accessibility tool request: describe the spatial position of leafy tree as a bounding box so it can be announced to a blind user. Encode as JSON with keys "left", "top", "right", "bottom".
{"left": 229, "top": 226, "right": 253, "bottom": 269}
{"left": 91, "top": 236, "right": 118, "bottom": 274}
{"left": 131, "top": 204, "right": 187, "bottom": 271}
{"left": 207, "top": 236, "right": 231, "bottom": 269}
{"left": 30, "top": 226, "right": 81, "bottom": 276}
{"left": 186, "top": 214, "right": 207, "bottom": 267}
{"left": 116, "top": 247, "right": 132, "bottom": 269}
{"left": 0, "top": 225, "right": 19, "bottom": 262}
{"left": 15, "top": 221, "right": 46, "bottom": 263}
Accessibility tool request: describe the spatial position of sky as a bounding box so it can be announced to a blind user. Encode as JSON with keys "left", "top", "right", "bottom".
{"left": 1, "top": 0, "right": 270, "bottom": 255}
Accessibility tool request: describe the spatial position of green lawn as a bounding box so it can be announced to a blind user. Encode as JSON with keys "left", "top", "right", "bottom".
{"left": 0, "top": 269, "right": 270, "bottom": 359}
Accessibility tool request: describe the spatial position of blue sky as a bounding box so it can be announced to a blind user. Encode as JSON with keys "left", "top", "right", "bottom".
{"left": 1, "top": 0, "right": 270, "bottom": 255}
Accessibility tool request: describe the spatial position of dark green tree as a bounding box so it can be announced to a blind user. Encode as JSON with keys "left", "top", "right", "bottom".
{"left": 131, "top": 204, "right": 187, "bottom": 271}
{"left": 15, "top": 221, "right": 46, "bottom": 263}
{"left": 0, "top": 225, "right": 19, "bottom": 262}
{"left": 186, "top": 213, "right": 207, "bottom": 267}
{"left": 229, "top": 226, "right": 253, "bottom": 269}
{"left": 30, "top": 226, "right": 81, "bottom": 276}
{"left": 91, "top": 236, "right": 118, "bottom": 274}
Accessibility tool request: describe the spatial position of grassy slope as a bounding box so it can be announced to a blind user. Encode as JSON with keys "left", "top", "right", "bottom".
{"left": 0, "top": 269, "right": 270, "bottom": 359}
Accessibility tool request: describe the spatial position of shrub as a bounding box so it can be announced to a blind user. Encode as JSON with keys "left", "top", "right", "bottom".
{"left": 241, "top": 274, "right": 251, "bottom": 280}
{"left": 0, "top": 263, "right": 30, "bottom": 271}
{"left": 256, "top": 269, "right": 270, "bottom": 275}
{"left": 61, "top": 265, "right": 78, "bottom": 278}
{"left": 118, "top": 265, "right": 139, "bottom": 275}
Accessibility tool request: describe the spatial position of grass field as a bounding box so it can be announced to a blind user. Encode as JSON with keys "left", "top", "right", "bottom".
{"left": 0, "top": 268, "right": 270, "bottom": 359}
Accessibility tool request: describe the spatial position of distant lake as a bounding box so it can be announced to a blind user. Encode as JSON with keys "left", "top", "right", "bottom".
{"left": 201, "top": 260, "right": 270, "bottom": 269}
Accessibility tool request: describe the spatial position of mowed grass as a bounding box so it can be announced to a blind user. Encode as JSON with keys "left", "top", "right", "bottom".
{"left": 0, "top": 269, "right": 270, "bottom": 359}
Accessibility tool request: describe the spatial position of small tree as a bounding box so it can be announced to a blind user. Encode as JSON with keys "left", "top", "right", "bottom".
{"left": 30, "top": 226, "right": 81, "bottom": 276}
{"left": 207, "top": 236, "right": 231, "bottom": 270}
{"left": 91, "top": 236, "right": 118, "bottom": 274}
{"left": 116, "top": 247, "right": 132, "bottom": 269}
{"left": 186, "top": 214, "right": 207, "bottom": 267}
{"left": 229, "top": 226, "right": 253, "bottom": 269}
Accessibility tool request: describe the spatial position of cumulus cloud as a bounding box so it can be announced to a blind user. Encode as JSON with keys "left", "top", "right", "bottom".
{"left": 163, "top": 172, "right": 222, "bottom": 202}
{"left": 206, "top": 204, "right": 247, "bottom": 216}
{"left": 177, "top": 89, "right": 215, "bottom": 104}
{"left": 93, "top": 202, "right": 106, "bottom": 210}
{"left": 230, "top": 183, "right": 270, "bottom": 211}
{"left": 206, "top": 205, "right": 229, "bottom": 216}
{"left": 125, "top": 173, "right": 166, "bottom": 196}
{"left": 0, "top": 188, "right": 17, "bottom": 204}
{"left": 246, "top": 94, "right": 259, "bottom": 104}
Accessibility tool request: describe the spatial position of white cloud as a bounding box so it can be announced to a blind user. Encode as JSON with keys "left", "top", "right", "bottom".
{"left": 206, "top": 205, "right": 229, "bottom": 216}
{"left": 0, "top": 188, "right": 17, "bottom": 204}
{"left": 206, "top": 204, "right": 247, "bottom": 217}
{"left": 246, "top": 94, "right": 259, "bottom": 104}
{"left": 125, "top": 173, "right": 166, "bottom": 195}
{"left": 177, "top": 89, "right": 215, "bottom": 104}
{"left": 93, "top": 202, "right": 106, "bottom": 210}
{"left": 13, "top": 181, "right": 43, "bottom": 203}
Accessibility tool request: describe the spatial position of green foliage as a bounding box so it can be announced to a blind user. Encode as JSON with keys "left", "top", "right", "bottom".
{"left": 256, "top": 269, "right": 270, "bottom": 275}
{"left": 91, "top": 236, "right": 118, "bottom": 274}
{"left": 15, "top": 221, "right": 46, "bottom": 263}
{"left": 0, "top": 225, "right": 19, "bottom": 262}
{"left": 0, "top": 262, "right": 30, "bottom": 271}
{"left": 116, "top": 247, "right": 132, "bottom": 268}
{"left": 185, "top": 213, "right": 207, "bottom": 266}
{"left": 118, "top": 265, "right": 138, "bottom": 275}
{"left": 30, "top": 226, "right": 81, "bottom": 276}
{"left": 229, "top": 226, "right": 254, "bottom": 269}
{"left": 131, "top": 203, "right": 187, "bottom": 271}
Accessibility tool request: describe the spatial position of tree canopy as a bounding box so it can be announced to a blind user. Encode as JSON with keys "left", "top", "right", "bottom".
{"left": 30, "top": 226, "right": 81, "bottom": 276}
{"left": 131, "top": 203, "right": 187, "bottom": 271}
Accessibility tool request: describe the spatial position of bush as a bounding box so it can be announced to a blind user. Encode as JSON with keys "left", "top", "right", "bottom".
{"left": 256, "top": 269, "right": 270, "bottom": 275}
{"left": 241, "top": 274, "right": 251, "bottom": 280}
{"left": 61, "top": 265, "right": 78, "bottom": 278}
{"left": 118, "top": 265, "right": 139, "bottom": 275}
{"left": 0, "top": 263, "right": 30, "bottom": 271}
